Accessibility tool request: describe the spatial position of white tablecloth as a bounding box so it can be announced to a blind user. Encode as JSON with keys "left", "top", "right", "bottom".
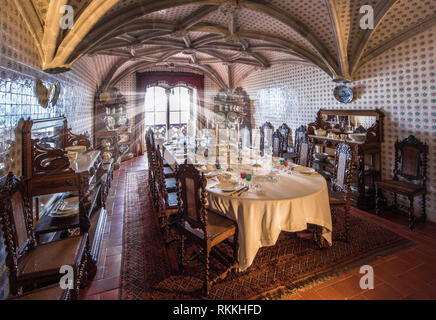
{"left": 163, "top": 144, "right": 332, "bottom": 271}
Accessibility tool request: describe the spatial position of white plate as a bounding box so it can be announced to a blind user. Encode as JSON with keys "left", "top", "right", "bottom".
{"left": 215, "top": 181, "right": 242, "bottom": 192}
{"left": 292, "top": 166, "right": 316, "bottom": 175}
{"left": 49, "top": 197, "right": 79, "bottom": 218}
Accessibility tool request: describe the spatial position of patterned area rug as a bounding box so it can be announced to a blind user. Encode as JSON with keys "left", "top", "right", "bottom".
{"left": 120, "top": 171, "right": 414, "bottom": 300}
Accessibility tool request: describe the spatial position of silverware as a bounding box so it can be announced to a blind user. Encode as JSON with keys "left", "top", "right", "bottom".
{"left": 229, "top": 186, "right": 245, "bottom": 195}
{"left": 236, "top": 186, "right": 249, "bottom": 197}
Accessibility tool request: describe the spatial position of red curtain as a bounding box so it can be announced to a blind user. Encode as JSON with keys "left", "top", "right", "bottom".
{"left": 134, "top": 72, "right": 205, "bottom": 155}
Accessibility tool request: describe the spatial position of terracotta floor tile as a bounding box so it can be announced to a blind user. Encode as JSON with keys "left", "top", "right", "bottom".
{"left": 82, "top": 276, "right": 120, "bottom": 296}
{"left": 297, "top": 288, "right": 324, "bottom": 300}
{"left": 315, "top": 284, "right": 347, "bottom": 300}
{"left": 330, "top": 275, "right": 368, "bottom": 299}
{"left": 362, "top": 283, "right": 403, "bottom": 300}
{"left": 375, "top": 256, "right": 419, "bottom": 277}
{"left": 98, "top": 289, "right": 120, "bottom": 300}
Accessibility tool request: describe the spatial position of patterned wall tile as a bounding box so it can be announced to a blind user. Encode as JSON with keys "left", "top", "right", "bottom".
{"left": 241, "top": 26, "right": 436, "bottom": 222}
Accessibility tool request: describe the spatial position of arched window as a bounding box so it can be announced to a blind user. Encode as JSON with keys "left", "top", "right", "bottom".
{"left": 144, "top": 85, "right": 197, "bottom": 139}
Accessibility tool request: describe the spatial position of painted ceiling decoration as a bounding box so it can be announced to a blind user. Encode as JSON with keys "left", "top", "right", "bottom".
{"left": 14, "top": 0, "right": 436, "bottom": 89}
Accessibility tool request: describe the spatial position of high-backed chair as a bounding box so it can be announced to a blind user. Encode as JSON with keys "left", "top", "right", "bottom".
{"left": 272, "top": 130, "right": 284, "bottom": 157}
{"left": 176, "top": 164, "right": 238, "bottom": 296}
{"left": 294, "top": 125, "right": 307, "bottom": 154}
{"left": 297, "top": 136, "right": 314, "bottom": 168}
{"left": 329, "top": 143, "right": 354, "bottom": 242}
{"left": 278, "top": 124, "right": 291, "bottom": 152}
{"left": 375, "top": 136, "right": 428, "bottom": 230}
{"left": 260, "top": 122, "right": 274, "bottom": 153}
{"left": 0, "top": 173, "right": 89, "bottom": 299}
{"left": 155, "top": 145, "right": 179, "bottom": 240}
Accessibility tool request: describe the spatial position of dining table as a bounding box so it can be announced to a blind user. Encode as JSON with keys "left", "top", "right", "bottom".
{"left": 162, "top": 140, "right": 332, "bottom": 271}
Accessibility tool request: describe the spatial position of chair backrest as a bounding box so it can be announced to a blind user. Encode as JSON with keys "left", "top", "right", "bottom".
{"left": 278, "top": 123, "right": 291, "bottom": 153}
{"left": 260, "top": 122, "right": 274, "bottom": 152}
{"left": 176, "top": 164, "right": 208, "bottom": 232}
{"left": 0, "top": 173, "right": 36, "bottom": 284}
{"left": 332, "top": 143, "right": 354, "bottom": 193}
{"left": 294, "top": 125, "right": 307, "bottom": 152}
{"left": 297, "top": 136, "right": 313, "bottom": 167}
{"left": 155, "top": 145, "right": 170, "bottom": 208}
{"left": 272, "top": 130, "right": 284, "bottom": 157}
{"left": 394, "top": 135, "right": 428, "bottom": 184}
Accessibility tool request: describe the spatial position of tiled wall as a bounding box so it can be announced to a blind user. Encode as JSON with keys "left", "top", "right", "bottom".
{"left": 0, "top": 0, "right": 97, "bottom": 299}
{"left": 240, "top": 26, "right": 436, "bottom": 223}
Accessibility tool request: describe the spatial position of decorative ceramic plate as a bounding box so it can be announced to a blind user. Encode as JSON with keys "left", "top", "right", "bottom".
{"left": 117, "top": 115, "right": 128, "bottom": 126}
{"left": 333, "top": 85, "right": 353, "bottom": 104}
{"left": 104, "top": 116, "right": 116, "bottom": 130}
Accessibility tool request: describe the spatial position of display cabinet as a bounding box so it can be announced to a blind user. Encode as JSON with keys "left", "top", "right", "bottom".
{"left": 20, "top": 117, "right": 110, "bottom": 276}
{"left": 307, "top": 109, "right": 385, "bottom": 210}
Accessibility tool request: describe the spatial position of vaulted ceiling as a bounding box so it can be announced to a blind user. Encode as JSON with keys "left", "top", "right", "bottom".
{"left": 16, "top": 0, "right": 436, "bottom": 89}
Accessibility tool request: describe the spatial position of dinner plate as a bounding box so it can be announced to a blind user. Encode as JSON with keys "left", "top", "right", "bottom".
{"left": 292, "top": 166, "right": 316, "bottom": 175}
{"left": 49, "top": 197, "right": 79, "bottom": 218}
{"left": 215, "top": 181, "right": 242, "bottom": 192}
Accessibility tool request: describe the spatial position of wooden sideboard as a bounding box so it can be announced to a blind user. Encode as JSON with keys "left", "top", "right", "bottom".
{"left": 20, "top": 117, "right": 110, "bottom": 276}
{"left": 307, "top": 109, "right": 385, "bottom": 210}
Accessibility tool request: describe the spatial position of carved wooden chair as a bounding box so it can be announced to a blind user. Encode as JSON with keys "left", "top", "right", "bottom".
{"left": 375, "top": 135, "right": 428, "bottom": 230}
{"left": 278, "top": 123, "right": 295, "bottom": 159}
{"left": 297, "top": 136, "right": 314, "bottom": 168}
{"left": 260, "top": 122, "right": 274, "bottom": 153}
{"left": 149, "top": 128, "right": 174, "bottom": 177}
{"left": 0, "top": 173, "right": 89, "bottom": 299}
{"left": 155, "top": 145, "right": 179, "bottom": 241}
{"left": 176, "top": 164, "right": 238, "bottom": 296}
{"left": 272, "top": 130, "right": 284, "bottom": 157}
{"left": 294, "top": 125, "right": 307, "bottom": 154}
{"left": 329, "top": 143, "right": 354, "bottom": 242}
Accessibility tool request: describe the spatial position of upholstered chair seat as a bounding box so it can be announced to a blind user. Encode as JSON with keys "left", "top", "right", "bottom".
{"left": 18, "top": 235, "right": 87, "bottom": 280}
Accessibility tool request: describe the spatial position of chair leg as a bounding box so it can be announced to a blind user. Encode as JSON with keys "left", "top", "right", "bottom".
{"left": 375, "top": 188, "right": 381, "bottom": 216}
{"left": 408, "top": 197, "right": 415, "bottom": 230}
{"left": 393, "top": 192, "right": 398, "bottom": 210}
{"left": 422, "top": 194, "right": 427, "bottom": 223}
{"left": 344, "top": 207, "right": 350, "bottom": 242}
{"left": 179, "top": 235, "right": 185, "bottom": 275}
{"left": 203, "top": 246, "right": 211, "bottom": 296}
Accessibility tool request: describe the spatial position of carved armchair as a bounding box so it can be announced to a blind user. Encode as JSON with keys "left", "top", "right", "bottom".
{"left": 375, "top": 136, "right": 428, "bottom": 230}
{"left": 0, "top": 173, "right": 89, "bottom": 299}
{"left": 176, "top": 164, "right": 238, "bottom": 296}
